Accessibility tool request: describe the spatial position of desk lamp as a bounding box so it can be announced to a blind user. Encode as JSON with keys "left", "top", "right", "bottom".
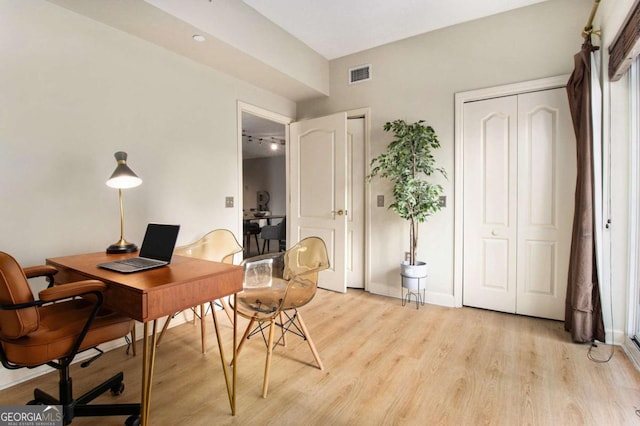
{"left": 106, "top": 151, "right": 142, "bottom": 254}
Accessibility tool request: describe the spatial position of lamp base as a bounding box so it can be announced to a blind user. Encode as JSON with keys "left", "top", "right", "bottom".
{"left": 106, "top": 241, "right": 138, "bottom": 254}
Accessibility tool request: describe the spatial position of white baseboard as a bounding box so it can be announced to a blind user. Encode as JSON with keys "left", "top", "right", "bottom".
{"left": 607, "top": 328, "right": 626, "bottom": 346}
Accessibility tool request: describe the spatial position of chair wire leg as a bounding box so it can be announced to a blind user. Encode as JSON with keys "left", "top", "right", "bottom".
{"left": 278, "top": 311, "right": 287, "bottom": 347}
{"left": 126, "top": 324, "right": 137, "bottom": 356}
{"left": 275, "top": 311, "right": 304, "bottom": 342}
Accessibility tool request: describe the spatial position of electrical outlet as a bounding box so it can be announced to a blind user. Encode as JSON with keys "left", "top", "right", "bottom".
{"left": 225, "top": 196, "right": 234, "bottom": 208}
{"left": 377, "top": 195, "right": 384, "bottom": 207}
{"left": 405, "top": 252, "right": 411, "bottom": 261}
{"left": 439, "top": 195, "right": 447, "bottom": 208}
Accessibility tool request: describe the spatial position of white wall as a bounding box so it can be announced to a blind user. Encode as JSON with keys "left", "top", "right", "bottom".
{"left": 0, "top": 1, "right": 295, "bottom": 388}
{"left": 299, "top": 0, "right": 592, "bottom": 303}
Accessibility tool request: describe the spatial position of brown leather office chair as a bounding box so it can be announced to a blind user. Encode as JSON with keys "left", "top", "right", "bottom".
{"left": 0, "top": 252, "right": 140, "bottom": 425}
{"left": 155, "top": 229, "right": 243, "bottom": 352}
{"left": 232, "top": 236, "right": 329, "bottom": 398}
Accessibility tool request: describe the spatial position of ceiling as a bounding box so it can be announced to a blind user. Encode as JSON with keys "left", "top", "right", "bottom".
{"left": 241, "top": 0, "right": 551, "bottom": 60}
{"left": 242, "top": 113, "right": 286, "bottom": 160}
{"left": 238, "top": 0, "right": 550, "bottom": 158}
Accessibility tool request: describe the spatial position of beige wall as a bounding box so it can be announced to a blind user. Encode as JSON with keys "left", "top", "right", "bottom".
{"left": 0, "top": 1, "right": 295, "bottom": 388}
{"left": 298, "top": 0, "right": 591, "bottom": 301}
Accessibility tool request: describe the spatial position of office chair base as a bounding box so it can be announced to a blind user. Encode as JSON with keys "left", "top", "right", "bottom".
{"left": 29, "top": 371, "right": 140, "bottom": 425}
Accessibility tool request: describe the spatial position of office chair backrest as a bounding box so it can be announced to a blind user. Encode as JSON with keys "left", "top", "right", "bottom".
{"left": 174, "top": 229, "right": 243, "bottom": 265}
{"left": 273, "top": 217, "right": 286, "bottom": 239}
{"left": 0, "top": 252, "right": 39, "bottom": 339}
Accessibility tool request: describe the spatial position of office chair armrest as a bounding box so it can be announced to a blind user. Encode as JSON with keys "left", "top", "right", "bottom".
{"left": 38, "top": 280, "right": 107, "bottom": 303}
{"left": 23, "top": 265, "right": 58, "bottom": 280}
{"left": 24, "top": 265, "right": 59, "bottom": 288}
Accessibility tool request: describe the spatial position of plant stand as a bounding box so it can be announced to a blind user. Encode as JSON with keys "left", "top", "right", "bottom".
{"left": 401, "top": 274, "right": 426, "bottom": 309}
{"left": 400, "top": 261, "right": 427, "bottom": 309}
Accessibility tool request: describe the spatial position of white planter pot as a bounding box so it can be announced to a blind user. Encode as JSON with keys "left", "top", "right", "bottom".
{"left": 400, "top": 261, "right": 427, "bottom": 290}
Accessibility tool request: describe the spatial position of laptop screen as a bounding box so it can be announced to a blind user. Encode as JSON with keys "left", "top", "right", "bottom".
{"left": 138, "top": 224, "right": 180, "bottom": 262}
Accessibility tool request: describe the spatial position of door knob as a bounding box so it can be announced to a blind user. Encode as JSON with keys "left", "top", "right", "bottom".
{"left": 491, "top": 230, "right": 498, "bottom": 236}
{"left": 331, "top": 210, "right": 346, "bottom": 216}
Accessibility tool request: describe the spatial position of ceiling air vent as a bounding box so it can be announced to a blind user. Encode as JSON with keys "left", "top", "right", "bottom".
{"left": 349, "top": 65, "right": 371, "bottom": 84}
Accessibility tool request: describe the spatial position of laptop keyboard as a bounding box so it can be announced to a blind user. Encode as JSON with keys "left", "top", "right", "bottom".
{"left": 118, "top": 258, "right": 161, "bottom": 268}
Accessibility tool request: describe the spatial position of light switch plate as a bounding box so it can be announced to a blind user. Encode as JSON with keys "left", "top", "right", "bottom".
{"left": 377, "top": 195, "right": 384, "bottom": 207}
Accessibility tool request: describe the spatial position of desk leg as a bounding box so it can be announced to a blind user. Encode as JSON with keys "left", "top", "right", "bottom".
{"left": 140, "top": 320, "right": 158, "bottom": 426}
{"left": 233, "top": 293, "right": 237, "bottom": 414}
{"left": 211, "top": 297, "right": 237, "bottom": 415}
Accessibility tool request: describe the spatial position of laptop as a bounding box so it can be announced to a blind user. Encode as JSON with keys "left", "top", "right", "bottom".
{"left": 98, "top": 223, "right": 180, "bottom": 273}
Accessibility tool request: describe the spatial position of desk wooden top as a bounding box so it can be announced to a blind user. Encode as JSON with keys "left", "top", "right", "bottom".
{"left": 46, "top": 252, "right": 243, "bottom": 323}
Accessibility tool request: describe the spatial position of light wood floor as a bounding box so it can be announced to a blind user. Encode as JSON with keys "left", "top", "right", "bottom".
{"left": 2, "top": 289, "right": 640, "bottom": 425}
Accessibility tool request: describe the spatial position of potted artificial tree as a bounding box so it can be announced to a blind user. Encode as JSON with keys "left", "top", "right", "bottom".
{"left": 369, "top": 119, "right": 446, "bottom": 290}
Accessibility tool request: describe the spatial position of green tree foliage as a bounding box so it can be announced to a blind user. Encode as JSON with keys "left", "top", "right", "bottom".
{"left": 369, "top": 120, "right": 446, "bottom": 265}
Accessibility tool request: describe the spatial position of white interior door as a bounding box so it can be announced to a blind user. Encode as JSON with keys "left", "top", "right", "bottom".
{"left": 462, "top": 88, "right": 575, "bottom": 320}
{"left": 290, "top": 113, "right": 348, "bottom": 293}
{"left": 463, "top": 96, "right": 518, "bottom": 313}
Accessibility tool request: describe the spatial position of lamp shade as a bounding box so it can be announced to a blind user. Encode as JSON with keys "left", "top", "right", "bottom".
{"left": 106, "top": 151, "right": 142, "bottom": 189}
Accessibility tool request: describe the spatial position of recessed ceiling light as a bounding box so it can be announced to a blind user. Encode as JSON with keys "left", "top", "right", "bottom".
{"left": 192, "top": 34, "right": 206, "bottom": 42}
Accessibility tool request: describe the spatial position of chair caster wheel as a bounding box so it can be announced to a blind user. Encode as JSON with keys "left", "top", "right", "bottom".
{"left": 125, "top": 415, "right": 140, "bottom": 426}
{"left": 111, "top": 382, "right": 125, "bottom": 396}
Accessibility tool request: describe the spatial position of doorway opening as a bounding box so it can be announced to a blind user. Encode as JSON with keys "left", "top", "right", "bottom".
{"left": 237, "top": 102, "right": 292, "bottom": 258}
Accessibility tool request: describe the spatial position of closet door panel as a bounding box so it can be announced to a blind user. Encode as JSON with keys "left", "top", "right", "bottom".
{"left": 516, "top": 88, "right": 575, "bottom": 320}
{"left": 463, "top": 96, "right": 518, "bottom": 313}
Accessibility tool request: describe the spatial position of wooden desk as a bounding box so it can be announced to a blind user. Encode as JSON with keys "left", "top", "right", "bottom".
{"left": 46, "top": 252, "right": 242, "bottom": 425}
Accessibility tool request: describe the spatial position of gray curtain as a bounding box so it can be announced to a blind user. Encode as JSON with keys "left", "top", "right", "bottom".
{"left": 565, "top": 37, "right": 605, "bottom": 343}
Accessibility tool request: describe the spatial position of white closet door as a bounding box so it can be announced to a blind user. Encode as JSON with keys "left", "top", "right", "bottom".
{"left": 463, "top": 96, "right": 518, "bottom": 313}
{"left": 516, "top": 88, "right": 575, "bottom": 320}
{"left": 462, "top": 88, "right": 575, "bottom": 320}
